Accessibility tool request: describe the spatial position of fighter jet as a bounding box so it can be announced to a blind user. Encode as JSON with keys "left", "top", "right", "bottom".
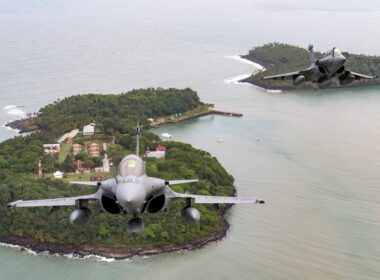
{"left": 261, "top": 44, "right": 377, "bottom": 89}
{"left": 9, "top": 126, "right": 264, "bottom": 234}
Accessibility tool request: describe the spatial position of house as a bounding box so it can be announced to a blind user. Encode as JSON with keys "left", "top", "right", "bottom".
{"left": 156, "top": 145, "right": 166, "bottom": 151}
{"left": 72, "top": 143, "right": 83, "bottom": 155}
{"left": 83, "top": 124, "right": 95, "bottom": 136}
{"left": 146, "top": 145, "right": 166, "bottom": 159}
{"left": 43, "top": 144, "right": 61, "bottom": 154}
{"left": 88, "top": 142, "right": 100, "bottom": 157}
{"left": 53, "top": 171, "right": 63, "bottom": 179}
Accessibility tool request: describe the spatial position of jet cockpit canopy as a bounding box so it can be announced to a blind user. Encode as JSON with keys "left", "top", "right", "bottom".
{"left": 119, "top": 155, "right": 145, "bottom": 177}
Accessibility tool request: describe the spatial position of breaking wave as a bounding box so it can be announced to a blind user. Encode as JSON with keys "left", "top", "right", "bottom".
{"left": 224, "top": 55, "right": 265, "bottom": 85}
{"left": 224, "top": 55, "right": 265, "bottom": 71}
{"left": 0, "top": 242, "right": 133, "bottom": 263}
{"left": 3, "top": 105, "right": 27, "bottom": 118}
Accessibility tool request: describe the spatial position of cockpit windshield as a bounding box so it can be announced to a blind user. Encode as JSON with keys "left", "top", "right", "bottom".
{"left": 119, "top": 155, "right": 145, "bottom": 177}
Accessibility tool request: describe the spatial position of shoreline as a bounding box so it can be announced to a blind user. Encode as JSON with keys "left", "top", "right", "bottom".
{"left": 149, "top": 108, "right": 242, "bottom": 128}
{"left": 4, "top": 119, "right": 39, "bottom": 133}
{"left": 238, "top": 53, "right": 380, "bottom": 91}
{"left": 5, "top": 109, "right": 243, "bottom": 132}
{"left": 0, "top": 205, "right": 232, "bottom": 260}
{"left": 228, "top": 55, "right": 283, "bottom": 92}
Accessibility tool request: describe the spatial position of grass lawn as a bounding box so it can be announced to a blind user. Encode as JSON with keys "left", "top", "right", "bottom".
{"left": 58, "top": 143, "right": 73, "bottom": 163}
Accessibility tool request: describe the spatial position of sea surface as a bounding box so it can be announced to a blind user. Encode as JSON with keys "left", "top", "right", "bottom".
{"left": 1, "top": 1, "right": 380, "bottom": 279}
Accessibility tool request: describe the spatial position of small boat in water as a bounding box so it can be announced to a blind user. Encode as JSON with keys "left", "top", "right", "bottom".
{"left": 161, "top": 133, "right": 173, "bottom": 138}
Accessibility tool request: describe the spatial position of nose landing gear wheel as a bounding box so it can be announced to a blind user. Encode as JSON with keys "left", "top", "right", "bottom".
{"left": 127, "top": 217, "right": 144, "bottom": 235}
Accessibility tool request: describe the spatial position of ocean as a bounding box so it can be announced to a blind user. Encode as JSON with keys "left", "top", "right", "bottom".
{"left": 1, "top": 1, "right": 380, "bottom": 279}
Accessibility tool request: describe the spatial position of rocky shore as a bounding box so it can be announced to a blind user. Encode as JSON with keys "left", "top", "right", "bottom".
{"left": 5, "top": 119, "right": 38, "bottom": 133}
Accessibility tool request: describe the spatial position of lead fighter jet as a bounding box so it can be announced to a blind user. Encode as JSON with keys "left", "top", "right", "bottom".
{"left": 261, "top": 44, "right": 377, "bottom": 89}
{"left": 9, "top": 126, "right": 264, "bottom": 234}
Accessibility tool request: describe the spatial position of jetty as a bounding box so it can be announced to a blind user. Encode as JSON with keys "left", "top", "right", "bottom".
{"left": 149, "top": 108, "right": 242, "bottom": 128}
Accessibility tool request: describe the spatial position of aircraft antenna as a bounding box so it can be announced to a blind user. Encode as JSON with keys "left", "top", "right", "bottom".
{"left": 110, "top": 162, "right": 118, "bottom": 184}
{"left": 135, "top": 122, "right": 141, "bottom": 156}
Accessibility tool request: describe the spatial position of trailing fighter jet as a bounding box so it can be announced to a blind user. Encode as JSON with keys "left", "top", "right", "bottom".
{"left": 9, "top": 126, "right": 264, "bottom": 234}
{"left": 261, "top": 44, "right": 377, "bottom": 89}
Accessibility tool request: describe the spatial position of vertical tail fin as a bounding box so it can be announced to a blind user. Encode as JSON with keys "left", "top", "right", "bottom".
{"left": 308, "top": 44, "right": 316, "bottom": 64}
{"left": 135, "top": 123, "right": 141, "bottom": 156}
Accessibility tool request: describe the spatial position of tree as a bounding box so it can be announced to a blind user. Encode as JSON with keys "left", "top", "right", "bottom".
{"left": 62, "top": 154, "right": 75, "bottom": 172}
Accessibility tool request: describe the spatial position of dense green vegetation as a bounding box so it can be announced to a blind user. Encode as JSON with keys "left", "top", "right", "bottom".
{"left": 33, "top": 87, "right": 203, "bottom": 139}
{"left": 242, "top": 43, "right": 380, "bottom": 90}
{"left": 0, "top": 88, "right": 234, "bottom": 248}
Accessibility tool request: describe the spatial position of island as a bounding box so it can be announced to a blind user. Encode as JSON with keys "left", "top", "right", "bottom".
{"left": 0, "top": 88, "right": 236, "bottom": 259}
{"left": 240, "top": 43, "right": 380, "bottom": 90}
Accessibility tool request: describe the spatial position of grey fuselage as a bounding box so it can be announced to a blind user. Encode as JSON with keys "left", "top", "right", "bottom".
{"left": 307, "top": 48, "right": 346, "bottom": 80}
{"left": 97, "top": 154, "right": 168, "bottom": 215}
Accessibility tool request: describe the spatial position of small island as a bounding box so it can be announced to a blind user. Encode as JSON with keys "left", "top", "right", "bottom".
{"left": 0, "top": 88, "right": 236, "bottom": 259}
{"left": 240, "top": 43, "right": 380, "bottom": 90}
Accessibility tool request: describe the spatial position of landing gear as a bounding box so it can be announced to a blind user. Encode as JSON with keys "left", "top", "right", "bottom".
{"left": 126, "top": 215, "right": 144, "bottom": 235}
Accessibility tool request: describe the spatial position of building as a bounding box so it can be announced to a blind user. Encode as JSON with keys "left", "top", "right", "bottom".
{"left": 88, "top": 142, "right": 100, "bottom": 157}
{"left": 94, "top": 154, "right": 111, "bottom": 173}
{"left": 53, "top": 171, "right": 63, "bottom": 179}
{"left": 94, "top": 167, "right": 104, "bottom": 173}
{"left": 74, "top": 159, "right": 84, "bottom": 173}
{"left": 83, "top": 124, "right": 95, "bottom": 136}
{"left": 43, "top": 144, "right": 61, "bottom": 154}
{"left": 156, "top": 145, "right": 166, "bottom": 151}
{"left": 146, "top": 145, "right": 166, "bottom": 159}
{"left": 72, "top": 143, "right": 83, "bottom": 155}
{"left": 102, "top": 153, "right": 110, "bottom": 173}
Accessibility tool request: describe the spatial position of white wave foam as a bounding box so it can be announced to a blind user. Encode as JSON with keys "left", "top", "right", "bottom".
{"left": 224, "top": 55, "right": 265, "bottom": 71}
{"left": 0, "top": 241, "right": 137, "bottom": 262}
{"left": 82, "top": 254, "right": 116, "bottom": 263}
{"left": 224, "top": 55, "right": 266, "bottom": 85}
{"left": 2, "top": 122, "right": 20, "bottom": 133}
{"left": 3, "top": 105, "right": 17, "bottom": 110}
{"left": 0, "top": 242, "right": 37, "bottom": 255}
{"left": 266, "top": 89, "right": 282, "bottom": 93}
{"left": 3, "top": 105, "right": 27, "bottom": 118}
{"left": 245, "top": 83, "right": 283, "bottom": 93}
{"left": 224, "top": 73, "right": 252, "bottom": 84}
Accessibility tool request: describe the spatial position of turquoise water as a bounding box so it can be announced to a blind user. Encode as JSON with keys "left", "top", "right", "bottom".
{"left": 1, "top": 1, "right": 380, "bottom": 279}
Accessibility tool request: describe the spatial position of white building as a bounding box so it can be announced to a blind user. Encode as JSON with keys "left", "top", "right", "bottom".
{"left": 83, "top": 124, "right": 95, "bottom": 136}
{"left": 146, "top": 150, "right": 166, "bottom": 159}
{"left": 53, "top": 171, "right": 63, "bottom": 179}
{"left": 102, "top": 154, "right": 110, "bottom": 173}
{"left": 43, "top": 144, "right": 61, "bottom": 154}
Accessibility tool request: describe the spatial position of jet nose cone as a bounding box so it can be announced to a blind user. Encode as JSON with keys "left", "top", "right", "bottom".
{"left": 337, "top": 56, "right": 346, "bottom": 64}
{"left": 116, "top": 183, "right": 146, "bottom": 214}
